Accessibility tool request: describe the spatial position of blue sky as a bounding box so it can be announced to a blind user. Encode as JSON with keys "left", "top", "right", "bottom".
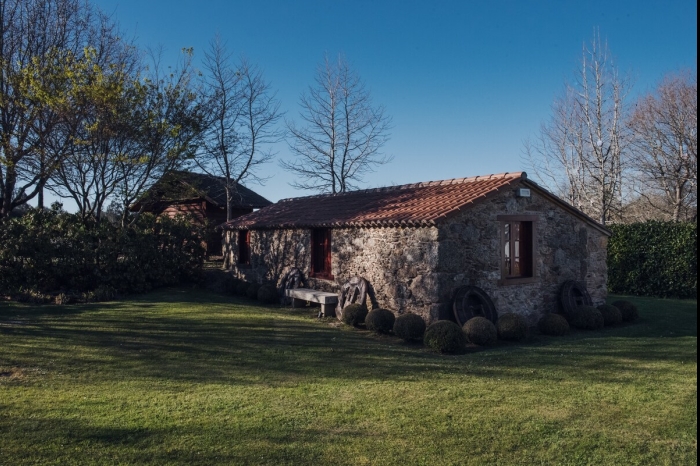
{"left": 88, "top": 0, "right": 696, "bottom": 204}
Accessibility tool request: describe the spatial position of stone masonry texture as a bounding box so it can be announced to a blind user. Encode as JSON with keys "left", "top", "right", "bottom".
{"left": 224, "top": 181, "right": 608, "bottom": 326}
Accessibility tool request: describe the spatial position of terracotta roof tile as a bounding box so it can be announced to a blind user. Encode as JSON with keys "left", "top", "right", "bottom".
{"left": 222, "top": 172, "right": 524, "bottom": 230}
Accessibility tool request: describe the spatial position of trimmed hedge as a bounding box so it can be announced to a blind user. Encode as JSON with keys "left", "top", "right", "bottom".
{"left": 365, "top": 309, "right": 396, "bottom": 334}
{"left": 235, "top": 281, "right": 250, "bottom": 296}
{"left": 597, "top": 304, "right": 623, "bottom": 326}
{"left": 246, "top": 283, "right": 261, "bottom": 300}
{"left": 496, "top": 313, "right": 528, "bottom": 341}
{"left": 342, "top": 304, "right": 368, "bottom": 327}
{"left": 608, "top": 221, "right": 696, "bottom": 298}
{"left": 570, "top": 306, "right": 604, "bottom": 330}
{"left": 0, "top": 207, "right": 205, "bottom": 296}
{"left": 393, "top": 313, "right": 426, "bottom": 342}
{"left": 611, "top": 300, "right": 640, "bottom": 322}
{"left": 257, "top": 284, "right": 278, "bottom": 304}
{"left": 463, "top": 317, "right": 498, "bottom": 346}
{"left": 538, "top": 313, "right": 570, "bottom": 336}
{"left": 424, "top": 320, "right": 466, "bottom": 353}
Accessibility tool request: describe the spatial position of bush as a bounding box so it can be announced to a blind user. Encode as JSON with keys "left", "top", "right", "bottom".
{"left": 538, "top": 313, "right": 570, "bottom": 336}
{"left": 463, "top": 317, "right": 497, "bottom": 346}
{"left": 611, "top": 300, "right": 639, "bottom": 322}
{"left": 246, "top": 283, "right": 261, "bottom": 300}
{"left": 393, "top": 313, "right": 426, "bottom": 342}
{"left": 597, "top": 304, "right": 623, "bottom": 326}
{"left": 235, "top": 281, "right": 250, "bottom": 296}
{"left": 229, "top": 277, "right": 244, "bottom": 294}
{"left": 54, "top": 293, "right": 75, "bottom": 305}
{"left": 87, "top": 285, "right": 116, "bottom": 302}
{"left": 341, "top": 303, "right": 368, "bottom": 327}
{"left": 257, "top": 284, "right": 278, "bottom": 304}
{"left": 570, "top": 306, "right": 604, "bottom": 330}
{"left": 0, "top": 207, "right": 205, "bottom": 298}
{"left": 365, "top": 308, "right": 396, "bottom": 334}
{"left": 497, "top": 313, "right": 528, "bottom": 341}
{"left": 424, "top": 320, "right": 467, "bottom": 353}
{"left": 608, "top": 221, "right": 696, "bottom": 298}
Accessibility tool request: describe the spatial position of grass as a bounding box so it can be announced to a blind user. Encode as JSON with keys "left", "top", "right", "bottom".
{"left": 0, "top": 290, "right": 696, "bottom": 465}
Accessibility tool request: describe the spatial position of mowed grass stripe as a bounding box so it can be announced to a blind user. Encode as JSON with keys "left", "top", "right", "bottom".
{"left": 0, "top": 290, "right": 696, "bottom": 465}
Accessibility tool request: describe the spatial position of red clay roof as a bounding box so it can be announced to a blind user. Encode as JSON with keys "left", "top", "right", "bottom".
{"left": 222, "top": 172, "right": 525, "bottom": 229}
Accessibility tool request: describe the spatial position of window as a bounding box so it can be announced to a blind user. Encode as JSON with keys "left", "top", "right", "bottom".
{"left": 237, "top": 230, "right": 250, "bottom": 265}
{"left": 498, "top": 216, "right": 536, "bottom": 284}
{"left": 310, "top": 228, "right": 333, "bottom": 279}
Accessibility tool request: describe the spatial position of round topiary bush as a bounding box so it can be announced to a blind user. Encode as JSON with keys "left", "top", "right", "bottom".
{"left": 393, "top": 313, "right": 426, "bottom": 342}
{"left": 424, "top": 320, "right": 467, "bottom": 353}
{"left": 257, "top": 284, "right": 278, "bottom": 304}
{"left": 611, "top": 300, "right": 639, "bottom": 322}
{"left": 496, "top": 312, "right": 528, "bottom": 341}
{"left": 463, "top": 316, "right": 498, "bottom": 346}
{"left": 246, "top": 282, "right": 261, "bottom": 300}
{"left": 538, "top": 313, "right": 570, "bottom": 336}
{"left": 229, "top": 277, "right": 244, "bottom": 294}
{"left": 597, "top": 303, "right": 623, "bottom": 326}
{"left": 365, "top": 308, "right": 396, "bottom": 334}
{"left": 570, "top": 305, "right": 604, "bottom": 330}
{"left": 235, "top": 281, "right": 250, "bottom": 296}
{"left": 341, "top": 303, "right": 368, "bottom": 327}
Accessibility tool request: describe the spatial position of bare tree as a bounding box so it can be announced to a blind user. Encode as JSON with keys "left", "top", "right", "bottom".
{"left": 628, "top": 70, "right": 697, "bottom": 221}
{"left": 524, "top": 32, "right": 630, "bottom": 225}
{"left": 195, "top": 37, "right": 282, "bottom": 221}
{"left": 281, "top": 54, "right": 392, "bottom": 194}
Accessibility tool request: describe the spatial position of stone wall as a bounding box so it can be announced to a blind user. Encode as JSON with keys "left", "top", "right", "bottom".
{"left": 224, "top": 226, "right": 441, "bottom": 319}
{"left": 435, "top": 182, "right": 608, "bottom": 325}
{"left": 224, "top": 181, "right": 608, "bottom": 326}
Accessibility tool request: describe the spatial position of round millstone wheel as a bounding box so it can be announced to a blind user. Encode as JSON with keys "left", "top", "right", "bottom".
{"left": 558, "top": 280, "right": 593, "bottom": 320}
{"left": 452, "top": 285, "right": 497, "bottom": 326}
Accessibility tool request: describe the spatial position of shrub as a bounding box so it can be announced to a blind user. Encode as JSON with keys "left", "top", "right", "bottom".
{"left": 496, "top": 313, "right": 528, "bottom": 341}
{"left": 0, "top": 207, "right": 205, "bottom": 297}
{"left": 93, "top": 285, "right": 116, "bottom": 302}
{"left": 597, "top": 304, "right": 623, "bottom": 326}
{"left": 424, "top": 320, "right": 467, "bottom": 353}
{"left": 54, "top": 293, "right": 75, "bottom": 305}
{"left": 246, "top": 283, "right": 261, "bottom": 300}
{"left": 229, "top": 277, "right": 244, "bottom": 294}
{"left": 538, "top": 313, "right": 570, "bottom": 336}
{"left": 393, "top": 313, "right": 426, "bottom": 341}
{"left": 365, "top": 308, "right": 396, "bottom": 334}
{"left": 570, "top": 306, "right": 604, "bottom": 330}
{"left": 235, "top": 281, "right": 250, "bottom": 296}
{"left": 341, "top": 303, "right": 368, "bottom": 327}
{"left": 16, "top": 288, "right": 51, "bottom": 304}
{"left": 257, "top": 284, "right": 279, "bottom": 304}
{"left": 463, "top": 317, "right": 497, "bottom": 346}
{"left": 608, "top": 221, "right": 696, "bottom": 298}
{"left": 611, "top": 300, "right": 640, "bottom": 322}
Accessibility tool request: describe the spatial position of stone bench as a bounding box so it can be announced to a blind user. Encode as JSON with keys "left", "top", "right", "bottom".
{"left": 284, "top": 288, "right": 338, "bottom": 317}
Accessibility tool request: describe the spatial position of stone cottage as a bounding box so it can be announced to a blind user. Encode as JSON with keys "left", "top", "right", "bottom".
{"left": 221, "top": 172, "right": 610, "bottom": 324}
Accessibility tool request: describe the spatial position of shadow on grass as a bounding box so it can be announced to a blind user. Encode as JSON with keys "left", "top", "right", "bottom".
{"left": 0, "top": 415, "right": 336, "bottom": 465}
{"left": 0, "top": 289, "right": 696, "bottom": 387}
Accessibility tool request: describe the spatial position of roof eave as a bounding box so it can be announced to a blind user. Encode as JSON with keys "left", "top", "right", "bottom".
{"left": 521, "top": 179, "right": 612, "bottom": 236}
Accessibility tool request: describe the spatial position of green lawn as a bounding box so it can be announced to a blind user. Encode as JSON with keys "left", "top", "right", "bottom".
{"left": 0, "top": 290, "right": 696, "bottom": 465}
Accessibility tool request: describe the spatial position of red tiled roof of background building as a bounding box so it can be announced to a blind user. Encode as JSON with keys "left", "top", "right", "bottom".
{"left": 222, "top": 172, "right": 526, "bottom": 229}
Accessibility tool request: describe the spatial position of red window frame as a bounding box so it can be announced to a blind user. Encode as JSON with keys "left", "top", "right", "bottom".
{"left": 310, "top": 228, "right": 333, "bottom": 279}
{"left": 237, "top": 230, "right": 251, "bottom": 265}
{"left": 498, "top": 215, "right": 537, "bottom": 285}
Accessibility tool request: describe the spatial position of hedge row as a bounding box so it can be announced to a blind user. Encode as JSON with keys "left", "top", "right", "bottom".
{"left": 0, "top": 207, "right": 205, "bottom": 296}
{"left": 607, "top": 221, "right": 697, "bottom": 298}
